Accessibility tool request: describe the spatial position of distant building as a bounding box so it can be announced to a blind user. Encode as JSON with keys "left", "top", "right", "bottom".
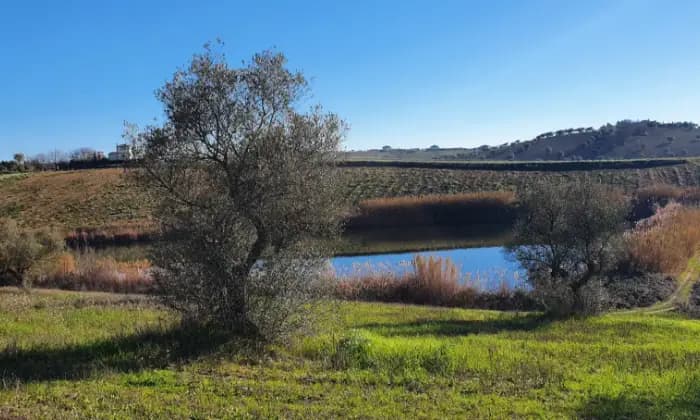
{"left": 108, "top": 144, "right": 133, "bottom": 161}
{"left": 70, "top": 148, "right": 105, "bottom": 161}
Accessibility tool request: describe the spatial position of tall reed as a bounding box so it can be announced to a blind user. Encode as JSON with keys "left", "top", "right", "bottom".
{"left": 32, "top": 251, "right": 154, "bottom": 293}
{"left": 336, "top": 255, "right": 533, "bottom": 310}
{"left": 625, "top": 203, "right": 700, "bottom": 274}
{"left": 348, "top": 192, "right": 517, "bottom": 228}
{"left": 65, "top": 222, "right": 158, "bottom": 248}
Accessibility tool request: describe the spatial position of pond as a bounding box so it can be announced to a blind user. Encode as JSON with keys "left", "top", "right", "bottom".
{"left": 331, "top": 246, "right": 526, "bottom": 291}
{"left": 76, "top": 237, "right": 527, "bottom": 291}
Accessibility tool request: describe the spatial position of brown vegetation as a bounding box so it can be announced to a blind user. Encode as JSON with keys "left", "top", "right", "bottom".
{"left": 632, "top": 184, "right": 700, "bottom": 220}
{"left": 0, "top": 219, "right": 64, "bottom": 286}
{"left": 347, "top": 192, "right": 516, "bottom": 229}
{"left": 31, "top": 252, "right": 153, "bottom": 293}
{"left": 0, "top": 169, "right": 152, "bottom": 230}
{"left": 632, "top": 184, "right": 700, "bottom": 219}
{"left": 65, "top": 222, "right": 158, "bottom": 248}
{"left": 635, "top": 184, "right": 700, "bottom": 203}
{"left": 625, "top": 203, "right": 700, "bottom": 274}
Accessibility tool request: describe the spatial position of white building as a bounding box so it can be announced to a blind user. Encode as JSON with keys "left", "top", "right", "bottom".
{"left": 108, "top": 144, "right": 133, "bottom": 161}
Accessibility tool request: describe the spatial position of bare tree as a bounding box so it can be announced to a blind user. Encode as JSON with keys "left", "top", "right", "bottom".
{"left": 130, "top": 45, "right": 346, "bottom": 339}
{"left": 55, "top": 150, "right": 70, "bottom": 163}
{"left": 30, "top": 150, "right": 68, "bottom": 166}
{"left": 508, "top": 178, "right": 628, "bottom": 314}
{"left": 13, "top": 153, "right": 25, "bottom": 166}
{"left": 31, "top": 153, "right": 48, "bottom": 165}
{"left": 70, "top": 147, "right": 97, "bottom": 161}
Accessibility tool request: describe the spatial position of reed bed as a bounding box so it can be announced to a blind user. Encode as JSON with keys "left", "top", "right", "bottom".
{"left": 32, "top": 252, "right": 154, "bottom": 293}
{"left": 635, "top": 184, "right": 700, "bottom": 204}
{"left": 65, "top": 222, "right": 158, "bottom": 248}
{"left": 347, "top": 191, "right": 517, "bottom": 228}
{"left": 632, "top": 184, "right": 700, "bottom": 219}
{"left": 625, "top": 203, "right": 700, "bottom": 274}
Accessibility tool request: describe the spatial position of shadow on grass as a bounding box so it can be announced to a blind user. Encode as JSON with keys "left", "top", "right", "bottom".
{"left": 578, "top": 378, "right": 700, "bottom": 419}
{"left": 358, "top": 313, "right": 551, "bottom": 337}
{"left": 0, "top": 324, "right": 261, "bottom": 385}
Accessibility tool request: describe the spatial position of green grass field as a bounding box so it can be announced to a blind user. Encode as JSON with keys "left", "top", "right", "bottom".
{"left": 2, "top": 288, "right": 699, "bottom": 418}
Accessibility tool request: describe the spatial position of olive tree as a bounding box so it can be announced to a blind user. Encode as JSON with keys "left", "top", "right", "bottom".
{"left": 131, "top": 45, "right": 346, "bottom": 339}
{"left": 508, "top": 178, "right": 628, "bottom": 314}
{"left": 0, "top": 218, "right": 63, "bottom": 287}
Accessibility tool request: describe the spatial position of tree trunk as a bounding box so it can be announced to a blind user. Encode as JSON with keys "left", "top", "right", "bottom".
{"left": 226, "top": 223, "right": 268, "bottom": 337}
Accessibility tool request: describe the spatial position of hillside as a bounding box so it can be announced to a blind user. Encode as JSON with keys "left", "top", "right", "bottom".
{"left": 345, "top": 120, "right": 700, "bottom": 161}
{"left": 4, "top": 161, "right": 700, "bottom": 231}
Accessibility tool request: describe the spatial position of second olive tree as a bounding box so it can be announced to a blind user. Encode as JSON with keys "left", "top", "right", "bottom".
{"left": 509, "top": 178, "right": 629, "bottom": 314}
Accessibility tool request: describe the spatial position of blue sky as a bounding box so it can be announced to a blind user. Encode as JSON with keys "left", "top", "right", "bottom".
{"left": 1, "top": 0, "right": 699, "bottom": 160}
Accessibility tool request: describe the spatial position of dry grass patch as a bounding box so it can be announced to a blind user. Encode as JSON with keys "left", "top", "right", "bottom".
{"left": 0, "top": 169, "right": 152, "bottom": 230}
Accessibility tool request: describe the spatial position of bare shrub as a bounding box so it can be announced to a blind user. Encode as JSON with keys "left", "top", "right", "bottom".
{"left": 682, "top": 282, "right": 700, "bottom": 317}
{"left": 0, "top": 218, "right": 63, "bottom": 287}
{"left": 130, "top": 44, "right": 345, "bottom": 340}
{"left": 605, "top": 272, "right": 675, "bottom": 309}
{"left": 527, "top": 276, "right": 575, "bottom": 316}
{"left": 577, "top": 277, "right": 611, "bottom": 315}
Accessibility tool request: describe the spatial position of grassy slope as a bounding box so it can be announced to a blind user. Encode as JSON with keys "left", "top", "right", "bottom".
{"left": 0, "top": 169, "right": 151, "bottom": 230}
{"left": 4, "top": 163, "right": 700, "bottom": 231}
{"left": 1, "top": 288, "right": 700, "bottom": 418}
